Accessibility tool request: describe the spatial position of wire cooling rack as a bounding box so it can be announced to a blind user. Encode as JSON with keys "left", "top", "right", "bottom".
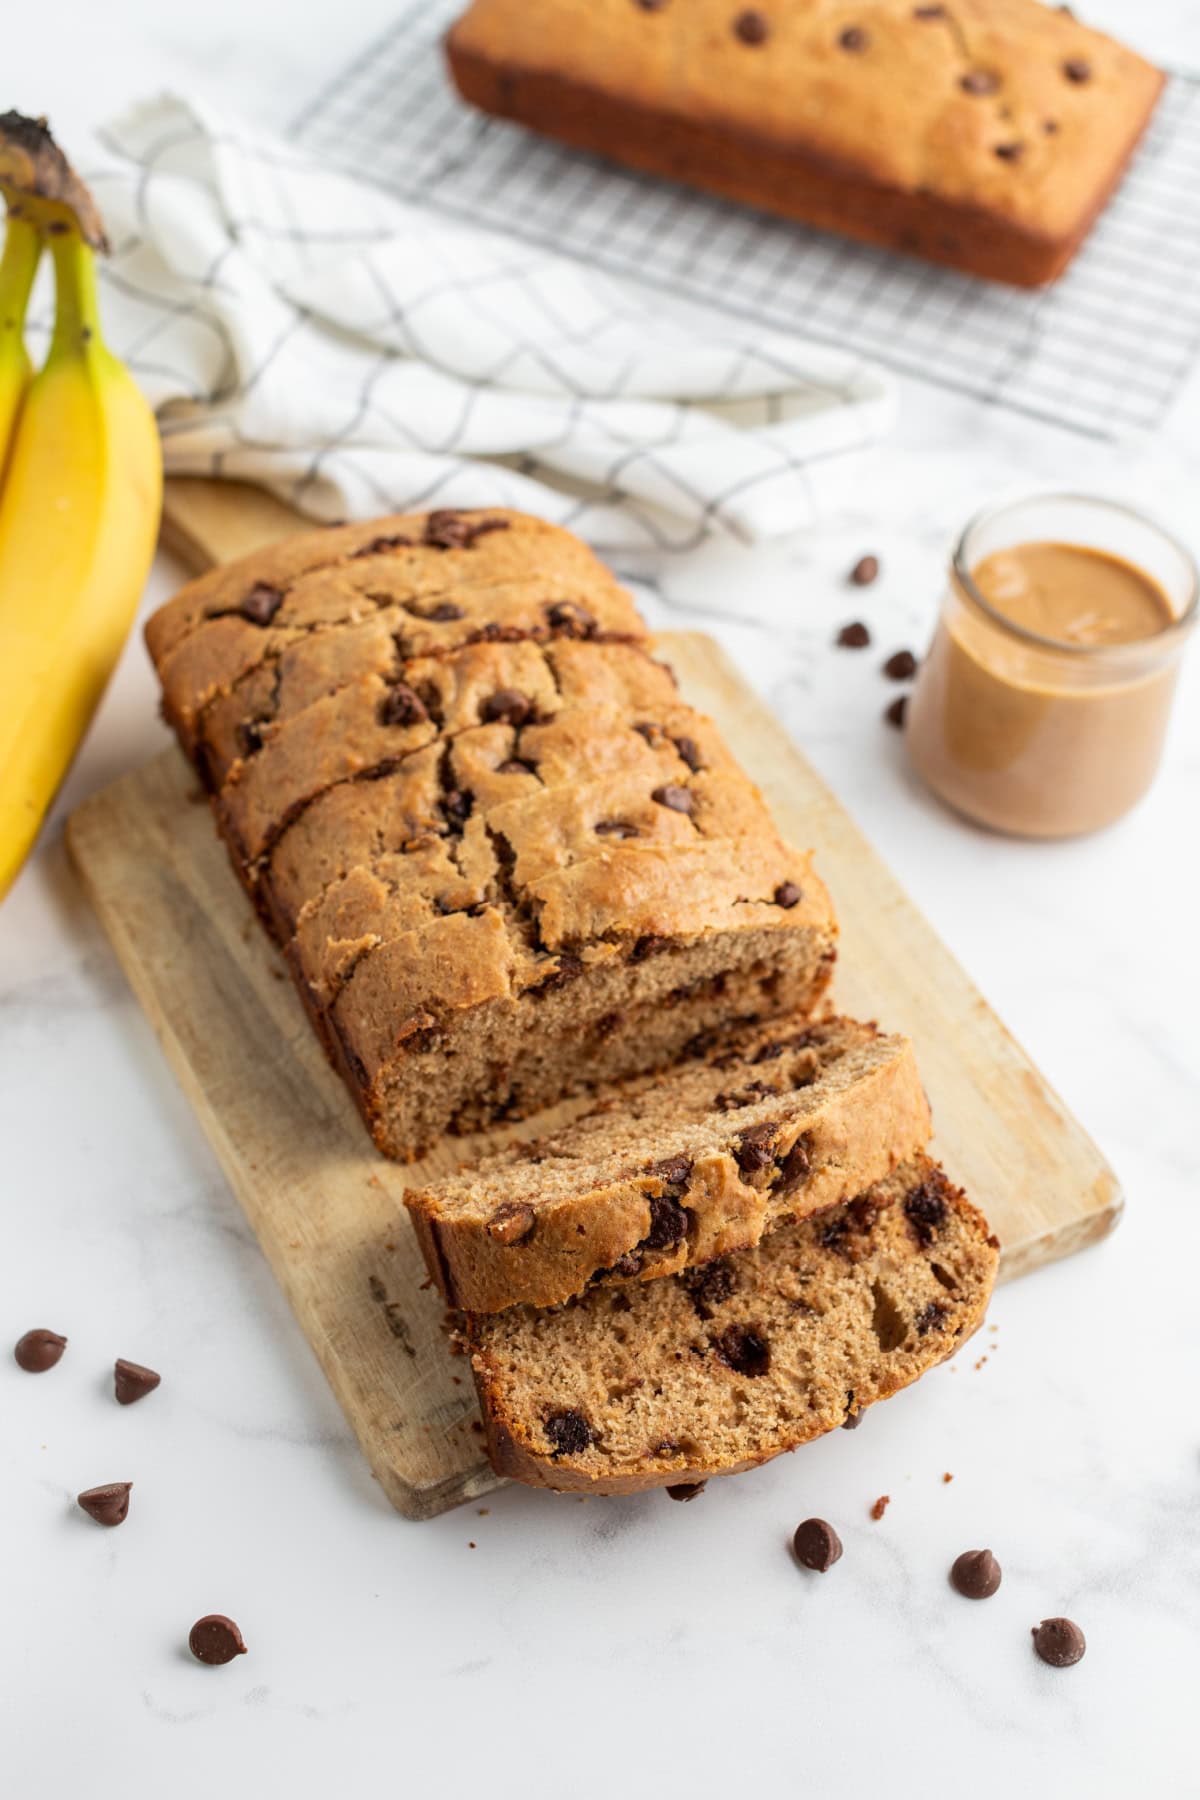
{"left": 293, "top": 2, "right": 1200, "bottom": 438}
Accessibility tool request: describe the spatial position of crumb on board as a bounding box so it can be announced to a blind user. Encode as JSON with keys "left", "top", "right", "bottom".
{"left": 870, "top": 1495, "right": 890, "bottom": 1521}
{"left": 942, "top": 1472, "right": 954, "bottom": 1484}
{"left": 478, "top": 1508, "right": 490, "bottom": 1516}
{"left": 468, "top": 1542, "right": 476, "bottom": 1549}
{"left": 974, "top": 1356, "right": 988, "bottom": 1370}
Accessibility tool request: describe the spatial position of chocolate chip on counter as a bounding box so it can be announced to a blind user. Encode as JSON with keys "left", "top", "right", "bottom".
{"left": 426, "top": 600, "right": 465, "bottom": 622}
{"left": 773, "top": 880, "right": 803, "bottom": 909}
{"left": 14, "top": 1328, "right": 66, "bottom": 1372}
{"left": 885, "top": 695, "right": 909, "bottom": 730}
{"left": 849, "top": 554, "right": 879, "bottom": 586}
{"left": 674, "top": 735, "right": 703, "bottom": 772}
{"left": 238, "top": 583, "right": 283, "bottom": 625}
{"left": 883, "top": 649, "right": 918, "bottom": 681}
{"left": 652, "top": 784, "right": 694, "bottom": 814}
{"left": 994, "top": 141, "right": 1024, "bottom": 161}
{"left": 481, "top": 688, "right": 532, "bottom": 726}
{"left": 1032, "top": 1617, "right": 1086, "bottom": 1666}
{"left": 546, "top": 600, "right": 596, "bottom": 637}
{"left": 1062, "top": 57, "right": 1091, "bottom": 82}
{"left": 114, "top": 1359, "right": 161, "bottom": 1405}
{"left": 733, "top": 9, "right": 769, "bottom": 44}
{"left": 712, "top": 1322, "right": 771, "bottom": 1377}
{"left": 839, "top": 25, "right": 869, "bottom": 50}
{"left": 77, "top": 1482, "right": 132, "bottom": 1527}
{"left": 735, "top": 1122, "right": 777, "bottom": 1175}
{"left": 837, "top": 621, "right": 872, "bottom": 648}
{"left": 793, "top": 1517, "right": 844, "bottom": 1571}
{"left": 645, "top": 1192, "right": 688, "bottom": 1250}
{"left": 379, "top": 683, "right": 428, "bottom": 727}
{"left": 950, "top": 1549, "right": 1002, "bottom": 1599}
{"left": 544, "top": 1408, "right": 594, "bottom": 1456}
{"left": 189, "top": 1615, "right": 248, "bottom": 1665}
{"left": 666, "top": 1481, "right": 706, "bottom": 1501}
{"left": 961, "top": 69, "right": 1000, "bottom": 94}
{"left": 486, "top": 1202, "right": 536, "bottom": 1246}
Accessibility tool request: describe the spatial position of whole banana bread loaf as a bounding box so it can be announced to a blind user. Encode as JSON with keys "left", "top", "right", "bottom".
{"left": 147, "top": 508, "right": 837, "bottom": 1159}
{"left": 408, "top": 1014, "right": 931, "bottom": 1311}
{"left": 469, "top": 1154, "right": 998, "bottom": 1492}
{"left": 446, "top": 0, "right": 1164, "bottom": 287}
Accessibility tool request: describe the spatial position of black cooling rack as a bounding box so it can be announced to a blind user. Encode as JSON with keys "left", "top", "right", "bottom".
{"left": 293, "top": 2, "right": 1200, "bottom": 438}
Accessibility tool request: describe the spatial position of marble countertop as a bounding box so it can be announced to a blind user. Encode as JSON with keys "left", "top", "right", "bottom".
{"left": 5, "top": 5, "right": 1199, "bottom": 1796}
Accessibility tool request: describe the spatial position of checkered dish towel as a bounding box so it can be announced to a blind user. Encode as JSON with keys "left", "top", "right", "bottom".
{"left": 88, "top": 95, "right": 894, "bottom": 555}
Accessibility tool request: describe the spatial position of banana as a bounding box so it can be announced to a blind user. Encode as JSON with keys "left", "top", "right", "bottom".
{"left": 0, "top": 211, "right": 40, "bottom": 478}
{"left": 0, "top": 115, "right": 161, "bottom": 900}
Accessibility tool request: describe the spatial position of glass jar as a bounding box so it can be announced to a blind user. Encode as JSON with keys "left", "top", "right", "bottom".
{"left": 906, "top": 494, "right": 1198, "bottom": 838}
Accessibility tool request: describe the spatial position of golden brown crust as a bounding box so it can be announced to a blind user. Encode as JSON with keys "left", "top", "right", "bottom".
{"left": 446, "top": 1, "right": 1164, "bottom": 287}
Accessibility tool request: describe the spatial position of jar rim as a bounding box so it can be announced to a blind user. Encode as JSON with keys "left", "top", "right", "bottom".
{"left": 951, "top": 492, "right": 1200, "bottom": 658}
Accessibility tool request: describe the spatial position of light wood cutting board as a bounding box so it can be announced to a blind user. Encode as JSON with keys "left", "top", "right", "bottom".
{"left": 66, "top": 479, "right": 1122, "bottom": 1521}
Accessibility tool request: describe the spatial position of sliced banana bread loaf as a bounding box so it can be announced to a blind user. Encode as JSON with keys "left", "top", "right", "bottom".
{"left": 146, "top": 509, "right": 837, "bottom": 1159}
{"left": 468, "top": 1156, "right": 998, "bottom": 1494}
{"left": 408, "top": 1015, "right": 931, "bottom": 1312}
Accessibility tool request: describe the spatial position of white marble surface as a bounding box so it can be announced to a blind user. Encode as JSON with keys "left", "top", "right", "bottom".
{"left": 5, "top": 6, "right": 1200, "bottom": 1796}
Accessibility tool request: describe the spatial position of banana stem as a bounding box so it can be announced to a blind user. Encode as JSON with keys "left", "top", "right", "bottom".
{"left": 0, "top": 212, "right": 40, "bottom": 338}
{"left": 48, "top": 228, "right": 102, "bottom": 359}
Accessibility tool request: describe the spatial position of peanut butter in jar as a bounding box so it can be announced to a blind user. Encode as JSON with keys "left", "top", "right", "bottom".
{"left": 906, "top": 495, "right": 1197, "bottom": 838}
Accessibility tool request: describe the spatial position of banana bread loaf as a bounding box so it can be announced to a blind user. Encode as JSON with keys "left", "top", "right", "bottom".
{"left": 147, "top": 508, "right": 837, "bottom": 1159}
{"left": 408, "top": 1014, "right": 931, "bottom": 1311}
{"left": 446, "top": 0, "right": 1164, "bottom": 288}
{"left": 469, "top": 1154, "right": 998, "bottom": 1493}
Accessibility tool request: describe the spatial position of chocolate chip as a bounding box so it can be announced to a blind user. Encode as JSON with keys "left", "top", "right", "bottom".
{"left": 793, "top": 1517, "right": 843, "bottom": 1571}
{"left": 546, "top": 599, "right": 596, "bottom": 638}
{"left": 842, "top": 1408, "right": 862, "bottom": 1430}
{"left": 1044, "top": 118, "right": 1060, "bottom": 134}
{"left": 544, "top": 1408, "right": 593, "bottom": 1456}
{"left": 1032, "top": 1617, "right": 1086, "bottom": 1666}
{"left": 607, "top": 1251, "right": 642, "bottom": 1278}
{"left": 995, "top": 142, "right": 1024, "bottom": 161}
{"left": 632, "top": 720, "right": 664, "bottom": 746}
{"left": 540, "top": 951, "right": 583, "bottom": 990}
{"left": 633, "top": 933, "right": 670, "bottom": 960}
{"left": 839, "top": 25, "right": 868, "bottom": 50}
{"left": 350, "top": 531, "right": 413, "bottom": 558}
{"left": 426, "top": 601, "right": 465, "bottom": 622}
{"left": 683, "top": 1258, "right": 738, "bottom": 1318}
{"left": 1062, "top": 57, "right": 1091, "bottom": 83}
{"left": 442, "top": 788, "right": 471, "bottom": 827}
{"left": 674, "top": 735, "right": 703, "bottom": 772}
{"left": 775, "top": 1134, "right": 813, "bottom": 1193}
{"left": 644, "top": 1192, "right": 688, "bottom": 1250}
{"left": 497, "top": 758, "right": 534, "bottom": 777}
{"left": 596, "top": 819, "right": 639, "bottom": 838}
{"left": 819, "top": 1214, "right": 851, "bottom": 1253}
{"left": 735, "top": 1122, "right": 777, "bottom": 1176}
{"left": 914, "top": 1301, "right": 948, "bottom": 1335}
{"left": 961, "top": 69, "right": 1000, "bottom": 94}
{"left": 904, "top": 1179, "right": 948, "bottom": 1246}
{"left": 424, "top": 510, "right": 504, "bottom": 549}
{"left": 883, "top": 649, "right": 918, "bottom": 681}
{"left": 950, "top": 1549, "right": 1002, "bottom": 1599}
{"left": 481, "top": 688, "right": 532, "bottom": 726}
{"left": 486, "top": 1202, "right": 536, "bottom": 1245}
{"left": 635, "top": 0, "right": 669, "bottom": 9}
{"left": 235, "top": 719, "right": 265, "bottom": 757}
{"left": 733, "top": 9, "right": 768, "bottom": 44}
{"left": 379, "top": 683, "right": 428, "bottom": 727}
{"left": 712, "top": 1322, "right": 771, "bottom": 1377}
{"left": 837, "top": 620, "right": 871, "bottom": 648}
{"left": 913, "top": 4, "right": 945, "bottom": 15}
{"left": 850, "top": 555, "right": 879, "bottom": 586}
{"left": 652, "top": 783, "right": 694, "bottom": 814}
{"left": 189, "top": 1615, "right": 248, "bottom": 1665}
{"left": 238, "top": 583, "right": 284, "bottom": 625}
{"left": 77, "top": 1482, "right": 132, "bottom": 1527}
{"left": 885, "top": 695, "right": 908, "bottom": 730}
{"left": 14, "top": 1328, "right": 66, "bottom": 1372}
{"left": 649, "top": 1153, "right": 694, "bottom": 1187}
{"left": 773, "top": 880, "right": 803, "bottom": 909}
{"left": 114, "top": 1359, "right": 161, "bottom": 1405}
{"left": 666, "top": 1481, "right": 706, "bottom": 1501}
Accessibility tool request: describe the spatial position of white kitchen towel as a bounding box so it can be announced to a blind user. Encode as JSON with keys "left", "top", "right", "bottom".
{"left": 78, "top": 94, "right": 894, "bottom": 556}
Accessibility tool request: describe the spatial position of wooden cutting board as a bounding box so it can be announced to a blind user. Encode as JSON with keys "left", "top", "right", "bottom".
{"left": 66, "top": 479, "right": 1122, "bottom": 1521}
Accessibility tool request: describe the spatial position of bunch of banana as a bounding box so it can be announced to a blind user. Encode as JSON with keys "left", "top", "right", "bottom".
{"left": 0, "top": 111, "right": 161, "bottom": 900}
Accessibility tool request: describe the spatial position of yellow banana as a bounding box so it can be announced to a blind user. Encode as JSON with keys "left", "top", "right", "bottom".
{"left": 0, "top": 120, "right": 161, "bottom": 900}
{"left": 0, "top": 211, "right": 40, "bottom": 477}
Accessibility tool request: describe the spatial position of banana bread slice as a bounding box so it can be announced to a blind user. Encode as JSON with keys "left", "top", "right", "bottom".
{"left": 408, "top": 1016, "right": 931, "bottom": 1312}
{"left": 468, "top": 1156, "right": 998, "bottom": 1494}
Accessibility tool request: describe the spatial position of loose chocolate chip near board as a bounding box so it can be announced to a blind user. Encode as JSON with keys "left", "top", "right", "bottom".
{"left": 950, "top": 1549, "right": 1002, "bottom": 1599}
{"left": 1032, "top": 1617, "right": 1086, "bottom": 1666}
{"left": 773, "top": 881, "right": 803, "bottom": 909}
{"left": 114, "top": 1359, "right": 161, "bottom": 1405}
{"left": 189, "top": 1615, "right": 248, "bottom": 1665}
{"left": 653, "top": 784, "right": 694, "bottom": 814}
{"left": 849, "top": 554, "right": 879, "bottom": 586}
{"left": 837, "top": 621, "right": 871, "bottom": 648}
{"left": 883, "top": 649, "right": 918, "bottom": 681}
{"left": 793, "top": 1517, "right": 844, "bottom": 1571}
{"left": 733, "top": 9, "right": 769, "bottom": 44}
{"left": 238, "top": 583, "right": 283, "bottom": 626}
{"left": 666, "top": 1481, "right": 706, "bottom": 1501}
{"left": 77, "top": 1482, "right": 132, "bottom": 1527}
{"left": 14, "top": 1328, "right": 66, "bottom": 1372}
